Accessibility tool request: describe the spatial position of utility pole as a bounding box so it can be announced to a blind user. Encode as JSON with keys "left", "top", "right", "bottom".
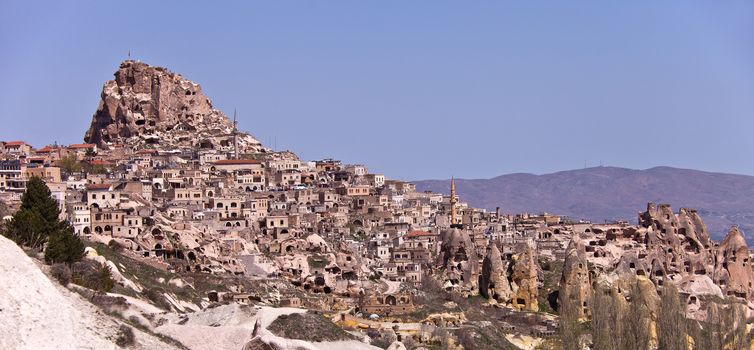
{"left": 233, "top": 109, "right": 239, "bottom": 159}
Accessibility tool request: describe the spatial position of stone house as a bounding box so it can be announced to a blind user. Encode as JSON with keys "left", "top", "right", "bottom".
{"left": 86, "top": 183, "right": 121, "bottom": 208}
{"left": 359, "top": 292, "right": 415, "bottom": 316}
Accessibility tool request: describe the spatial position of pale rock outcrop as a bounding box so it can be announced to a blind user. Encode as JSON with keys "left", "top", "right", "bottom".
{"left": 511, "top": 246, "right": 540, "bottom": 312}
{"left": 637, "top": 203, "right": 715, "bottom": 280}
{"left": 558, "top": 235, "right": 592, "bottom": 319}
{"left": 84, "top": 60, "right": 263, "bottom": 153}
{"left": 386, "top": 341, "right": 408, "bottom": 350}
{"left": 0, "top": 236, "right": 178, "bottom": 350}
{"left": 714, "top": 226, "right": 754, "bottom": 299}
{"left": 479, "top": 243, "right": 511, "bottom": 303}
{"left": 437, "top": 228, "right": 480, "bottom": 294}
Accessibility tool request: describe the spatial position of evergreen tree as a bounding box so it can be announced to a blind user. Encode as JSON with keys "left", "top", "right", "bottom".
{"left": 3, "top": 177, "right": 62, "bottom": 249}
{"left": 2, "top": 176, "right": 84, "bottom": 265}
{"left": 45, "top": 225, "right": 85, "bottom": 265}
{"left": 20, "top": 176, "right": 62, "bottom": 224}
{"left": 5, "top": 208, "right": 46, "bottom": 248}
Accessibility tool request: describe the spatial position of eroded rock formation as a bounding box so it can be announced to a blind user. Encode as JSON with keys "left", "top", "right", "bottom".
{"left": 714, "top": 226, "right": 754, "bottom": 299}
{"left": 511, "top": 246, "right": 540, "bottom": 312}
{"left": 437, "top": 228, "right": 480, "bottom": 295}
{"left": 84, "top": 60, "right": 263, "bottom": 152}
{"left": 479, "top": 243, "right": 511, "bottom": 303}
{"left": 558, "top": 235, "right": 592, "bottom": 319}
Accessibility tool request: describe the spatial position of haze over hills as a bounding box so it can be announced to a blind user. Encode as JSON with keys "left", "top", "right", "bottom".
{"left": 414, "top": 166, "right": 754, "bottom": 243}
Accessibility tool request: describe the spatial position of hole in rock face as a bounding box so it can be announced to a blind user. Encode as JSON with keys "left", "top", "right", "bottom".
{"left": 135, "top": 119, "right": 145, "bottom": 126}
{"left": 547, "top": 291, "right": 559, "bottom": 311}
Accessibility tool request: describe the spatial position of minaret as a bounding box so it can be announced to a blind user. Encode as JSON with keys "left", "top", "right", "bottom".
{"left": 450, "top": 177, "right": 458, "bottom": 225}
{"left": 233, "top": 109, "right": 239, "bottom": 160}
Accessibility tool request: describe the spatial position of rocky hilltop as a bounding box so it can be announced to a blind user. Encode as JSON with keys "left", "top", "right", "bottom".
{"left": 84, "top": 60, "right": 264, "bottom": 153}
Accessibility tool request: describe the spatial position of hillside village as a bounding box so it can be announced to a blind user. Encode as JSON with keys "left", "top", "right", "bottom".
{"left": 1, "top": 60, "right": 753, "bottom": 350}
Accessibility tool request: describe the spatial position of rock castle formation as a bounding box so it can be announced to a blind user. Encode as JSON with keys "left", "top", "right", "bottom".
{"left": 84, "top": 60, "right": 264, "bottom": 153}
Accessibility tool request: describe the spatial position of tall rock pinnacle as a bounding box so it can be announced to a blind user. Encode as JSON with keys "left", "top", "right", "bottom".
{"left": 84, "top": 60, "right": 263, "bottom": 152}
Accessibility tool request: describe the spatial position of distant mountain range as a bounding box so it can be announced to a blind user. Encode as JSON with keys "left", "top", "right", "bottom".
{"left": 414, "top": 166, "right": 754, "bottom": 243}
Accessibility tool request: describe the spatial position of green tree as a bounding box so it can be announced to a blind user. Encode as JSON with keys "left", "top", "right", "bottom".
{"left": 5, "top": 208, "right": 46, "bottom": 248}
{"left": 20, "top": 176, "right": 62, "bottom": 224}
{"left": 2, "top": 176, "right": 84, "bottom": 265}
{"left": 45, "top": 225, "right": 85, "bottom": 265}
{"left": 57, "top": 154, "right": 81, "bottom": 176}
{"left": 84, "top": 163, "right": 108, "bottom": 174}
{"left": 3, "top": 177, "right": 63, "bottom": 249}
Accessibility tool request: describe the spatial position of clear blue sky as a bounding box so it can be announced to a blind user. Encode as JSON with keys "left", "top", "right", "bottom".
{"left": 1, "top": 1, "right": 753, "bottom": 180}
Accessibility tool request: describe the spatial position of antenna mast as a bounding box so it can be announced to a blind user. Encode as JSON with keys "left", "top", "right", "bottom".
{"left": 233, "top": 109, "right": 239, "bottom": 160}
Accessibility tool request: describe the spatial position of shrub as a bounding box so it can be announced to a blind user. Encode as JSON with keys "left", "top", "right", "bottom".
{"left": 108, "top": 239, "right": 124, "bottom": 252}
{"left": 267, "top": 312, "right": 355, "bottom": 342}
{"left": 115, "top": 325, "right": 135, "bottom": 347}
{"left": 402, "top": 335, "right": 417, "bottom": 350}
{"left": 50, "top": 263, "right": 72, "bottom": 285}
{"left": 45, "top": 226, "right": 85, "bottom": 265}
{"left": 370, "top": 334, "right": 394, "bottom": 349}
{"left": 128, "top": 315, "right": 143, "bottom": 327}
{"left": 90, "top": 294, "right": 127, "bottom": 310}
{"left": 72, "top": 260, "right": 115, "bottom": 298}
{"left": 143, "top": 288, "right": 172, "bottom": 311}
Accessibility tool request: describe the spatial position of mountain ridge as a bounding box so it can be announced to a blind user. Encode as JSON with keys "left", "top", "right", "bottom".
{"left": 414, "top": 166, "right": 754, "bottom": 242}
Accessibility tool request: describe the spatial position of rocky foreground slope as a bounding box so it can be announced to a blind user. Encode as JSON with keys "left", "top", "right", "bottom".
{"left": 84, "top": 60, "right": 264, "bottom": 153}
{"left": 0, "top": 235, "right": 178, "bottom": 350}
